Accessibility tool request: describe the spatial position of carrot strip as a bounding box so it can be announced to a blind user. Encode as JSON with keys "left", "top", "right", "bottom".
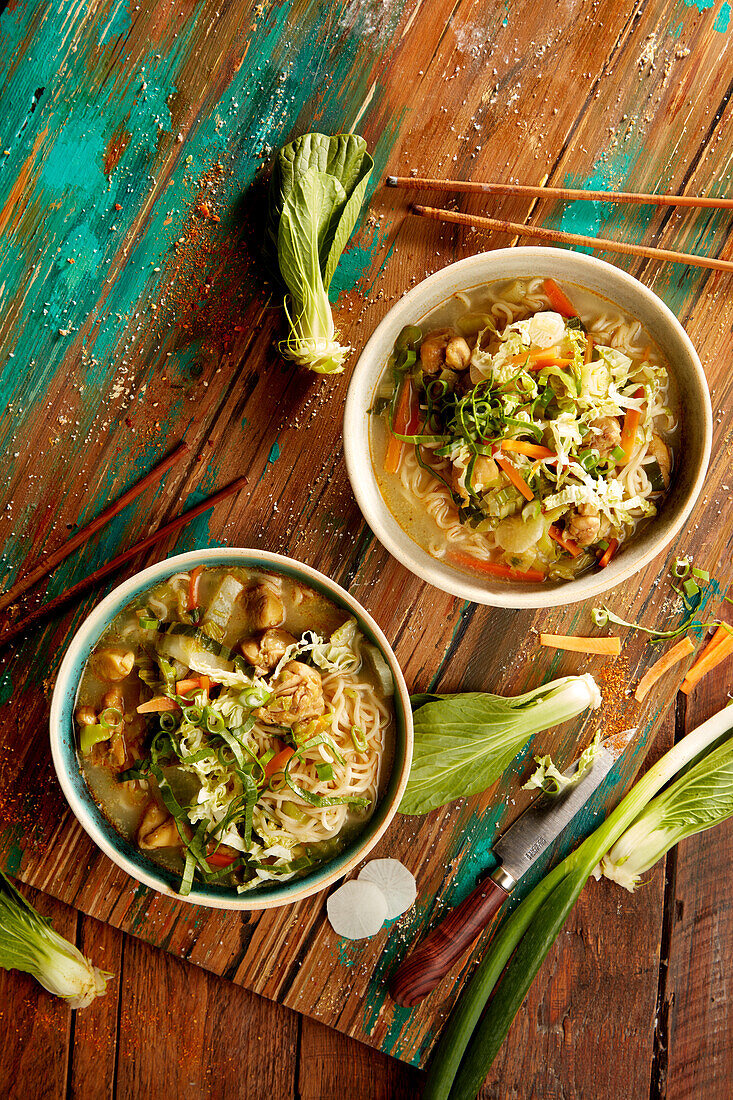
{"left": 680, "top": 626, "right": 733, "bottom": 694}
{"left": 447, "top": 552, "right": 545, "bottom": 583}
{"left": 543, "top": 278, "right": 578, "bottom": 318}
{"left": 548, "top": 525, "right": 582, "bottom": 558}
{"left": 539, "top": 634, "right": 621, "bottom": 656}
{"left": 619, "top": 387, "right": 645, "bottom": 462}
{"left": 200, "top": 674, "right": 210, "bottom": 697}
{"left": 175, "top": 677, "right": 202, "bottom": 695}
{"left": 385, "top": 378, "right": 419, "bottom": 474}
{"left": 597, "top": 538, "right": 619, "bottom": 568}
{"left": 499, "top": 439, "right": 556, "bottom": 459}
{"left": 137, "top": 696, "right": 181, "bottom": 714}
{"left": 265, "top": 746, "right": 296, "bottom": 779}
{"left": 188, "top": 565, "right": 203, "bottom": 610}
{"left": 506, "top": 349, "right": 572, "bottom": 370}
{"left": 495, "top": 454, "right": 534, "bottom": 501}
{"left": 206, "top": 848, "right": 238, "bottom": 868}
{"left": 634, "top": 636, "right": 695, "bottom": 703}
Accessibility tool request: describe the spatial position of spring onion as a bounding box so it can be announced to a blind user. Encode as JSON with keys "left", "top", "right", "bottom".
{"left": 424, "top": 704, "right": 733, "bottom": 1100}
{"left": 0, "top": 869, "right": 111, "bottom": 1008}
{"left": 400, "top": 674, "right": 601, "bottom": 815}
{"left": 266, "top": 132, "right": 373, "bottom": 374}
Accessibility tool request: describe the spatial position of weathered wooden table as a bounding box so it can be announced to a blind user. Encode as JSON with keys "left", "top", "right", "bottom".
{"left": 1, "top": 0, "right": 732, "bottom": 1096}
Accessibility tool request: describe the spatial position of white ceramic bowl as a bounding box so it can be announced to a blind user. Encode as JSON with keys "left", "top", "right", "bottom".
{"left": 49, "top": 548, "right": 413, "bottom": 910}
{"left": 344, "top": 248, "right": 712, "bottom": 608}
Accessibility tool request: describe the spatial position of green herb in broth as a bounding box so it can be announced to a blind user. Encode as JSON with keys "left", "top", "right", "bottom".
{"left": 373, "top": 277, "right": 679, "bottom": 584}
{"left": 75, "top": 566, "right": 393, "bottom": 895}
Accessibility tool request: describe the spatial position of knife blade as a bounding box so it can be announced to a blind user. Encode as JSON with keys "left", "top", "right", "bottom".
{"left": 390, "top": 727, "right": 636, "bottom": 1008}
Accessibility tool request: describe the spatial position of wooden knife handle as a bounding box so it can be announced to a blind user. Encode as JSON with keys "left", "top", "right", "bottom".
{"left": 390, "top": 875, "right": 510, "bottom": 1007}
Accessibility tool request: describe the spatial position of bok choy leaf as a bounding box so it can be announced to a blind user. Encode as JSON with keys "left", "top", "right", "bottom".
{"left": 399, "top": 674, "right": 601, "bottom": 815}
{"left": 267, "top": 132, "right": 373, "bottom": 375}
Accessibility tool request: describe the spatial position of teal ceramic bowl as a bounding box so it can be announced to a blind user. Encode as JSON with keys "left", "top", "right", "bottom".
{"left": 49, "top": 548, "right": 413, "bottom": 910}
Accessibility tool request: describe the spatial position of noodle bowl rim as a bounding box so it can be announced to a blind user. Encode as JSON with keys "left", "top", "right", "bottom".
{"left": 344, "top": 247, "right": 712, "bottom": 608}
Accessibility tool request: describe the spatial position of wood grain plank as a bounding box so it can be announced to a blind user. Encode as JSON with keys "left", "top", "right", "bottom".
{"left": 299, "top": 1016, "right": 424, "bottom": 1100}
{"left": 68, "top": 916, "right": 124, "bottom": 1100}
{"left": 114, "top": 932, "right": 299, "bottom": 1100}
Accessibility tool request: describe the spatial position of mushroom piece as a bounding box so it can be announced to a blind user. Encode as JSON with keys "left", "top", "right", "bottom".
{"left": 418, "top": 329, "right": 452, "bottom": 375}
{"left": 648, "top": 434, "right": 671, "bottom": 488}
{"left": 137, "top": 801, "right": 184, "bottom": 850}
{"left": 589, "top": 416, "right": 622, "bottom": 458}
{"left": 101, "top": 687, "right": 124, "bottom": 712}
{"left": 75, "top": 705, "right": 98, "bottom": 727}
{"left": 94, "top": 647, "right": 135, "bottom": 683}
{"left": 566, "top": 504, "right": 602, "bottom": 547}
{"left": 242, "top": 584, "right": 285, "bottom": 630}
{"left": 257, "top": 661, "right": 325, "bottom": 727}
{"left": 444, "top": 336, "right": 472, "bottom": 371}
{"left": 240, "top": 627, "right": 297, "bottom": 674}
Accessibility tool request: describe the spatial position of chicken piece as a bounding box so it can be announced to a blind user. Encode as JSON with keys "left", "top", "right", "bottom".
{"left": 444, "top": 336, "right": 472, "bottom": 371}
{"left": 419, "top": 329, "right": 452, "bottom": 375}
{"left": 94, "top": 647, "right": 135, "bottom": 682}
{"left": 648, "top": 434, "right": 671, "bottom": 488}
{"left": 451, "top": 455, "right": 499, "bottom": 500}
{"left": 110, "top": 728, "right": 128, "bottom": 768}
{"left": 566, "top": 504, "right": 601, "bottom": 547}
{"left": 589, "top": 416, "right": 622, "bottom": 458}
{"left": 257, "top": 661, "right": 325, "bottom": 727}
{"left": 242, "top": 584, "right": 285, "bottom": 630}
{"left": 240, "top": 627, "right": 297, "bottom": 674}
{"left": 101, "top": 687, "right": 124, "bottom": 713}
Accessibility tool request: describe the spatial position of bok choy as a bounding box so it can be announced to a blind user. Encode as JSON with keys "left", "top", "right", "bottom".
{"left": 424, "top": 704, "right": 733, "bottom": 1100}
{"left": 0, "top": 869, "right": 111, "bottom": 1008}
{"left": 267, "top": 132, "right": 373, "bottom": 374}
{"left": 399, "top": 674, "right": 601, "bottom": 815}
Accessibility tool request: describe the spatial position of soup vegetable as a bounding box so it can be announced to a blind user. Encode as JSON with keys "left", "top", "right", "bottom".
{"left": 373, "top": 277, "right": 677, "bottom": 582}
{"left": 74, "top": 567, "right": 393, "bottom": 895}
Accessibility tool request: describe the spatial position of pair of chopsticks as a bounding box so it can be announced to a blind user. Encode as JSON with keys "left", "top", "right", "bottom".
{"left": 0, "top": 441, "right": 247, "bottom": 649}
{"left": 387, "top": 176, "right": 733, "bottom": 272}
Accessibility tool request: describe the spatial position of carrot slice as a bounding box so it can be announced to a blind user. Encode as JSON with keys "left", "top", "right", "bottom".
{"left": 619, "top": 387, "right": 645, "bottom": 463}
{"left": 447, "top": 552, "right": 545, "bottom": 583}
{"left": 597, "top": 538, "right": 619, "bottom": 568}
{"left": 189, "top": 564, "right": 203, "bottom": 610}
{"left": 176, "top": 677, "right": 202, "bottom": 695}
{"left": 548, "top": 525, "right": 582, "bottom": 558}
{"left": 505, "top": 346, "right": 571, "bottom": 369}
{"left": 495, "top": 454, "right": 534, "bottom": 501}
{"left": 265, "top": 745, "right": 296, "bottom": 779}
{"left": 206, "top": 849, "right": 238, "bottom": 869}
{"left": 385, "top": 378, "right": 419, "bottom": 474}
{"left": 137, "top": 696, "right": 181, "bottom": 714}
{"left": 543, "top": 278, "right": 578, "bottom": 318}
{"left": 539, "top": 634, "right": 621, "bottom": 656}
{"left": 499, "top": 439, "right": 556, "bottom": 460}
{"left": 634, "top": 636, "right": 695, "bottom": 702}
{"left": 680, "top": 626, "right": 733, "bottom": 695}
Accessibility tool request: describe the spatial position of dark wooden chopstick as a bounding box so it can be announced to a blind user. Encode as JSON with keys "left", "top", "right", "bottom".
{"left": 410, "top": 204, "right": 733, "bottom": 272}
{"left": 0, "top": 476, "right": 248, "bottom": 649}
{"left": 387, "top": 175, "right": 733, "bottom": 209}
{"left": 0, "top": 440, "right": 190, "bottom": 614}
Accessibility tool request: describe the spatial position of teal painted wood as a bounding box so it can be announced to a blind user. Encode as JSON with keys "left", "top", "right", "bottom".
{"left": 0, "top": 0, "right": 732, "bottom": 1086}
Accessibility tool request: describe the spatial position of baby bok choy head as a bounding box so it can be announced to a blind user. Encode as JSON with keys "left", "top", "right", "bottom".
{"left": 267, "top": 132, "right": 373, "bottom": 375}
{"left": 0, "top": 869, "right": 110, "bottom": 1008}
{"left": 400, "top": 673, "right": 601, "bottom": 815}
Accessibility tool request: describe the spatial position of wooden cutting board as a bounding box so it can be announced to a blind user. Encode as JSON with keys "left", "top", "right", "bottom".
{"left": 1, "top": 0, "right": 732, "bottom": 1070}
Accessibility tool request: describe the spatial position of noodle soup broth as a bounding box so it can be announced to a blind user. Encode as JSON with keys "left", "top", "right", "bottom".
{"left": 371, "top": 276, "right": 679, "bottom": 585}
{"left": 75, "top": 565, "right": 394, "bottom": 896}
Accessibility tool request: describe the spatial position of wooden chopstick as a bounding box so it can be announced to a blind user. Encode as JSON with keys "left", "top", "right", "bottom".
{"left": 410, "top": 205, "right": 733, "bottom": 273}
{"left": 0, "top": 440, "right": 190, "bottom": 615}
{"left": 388, "top": 175, "right": 733, "bottom": 209}
{"left": 0, "top": 476, "right": 248, "bottom": 649}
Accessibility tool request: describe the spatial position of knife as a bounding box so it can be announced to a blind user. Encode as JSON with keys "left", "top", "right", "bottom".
{"left": 390, "top": 727, "right": 635, "bottom": 1008}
